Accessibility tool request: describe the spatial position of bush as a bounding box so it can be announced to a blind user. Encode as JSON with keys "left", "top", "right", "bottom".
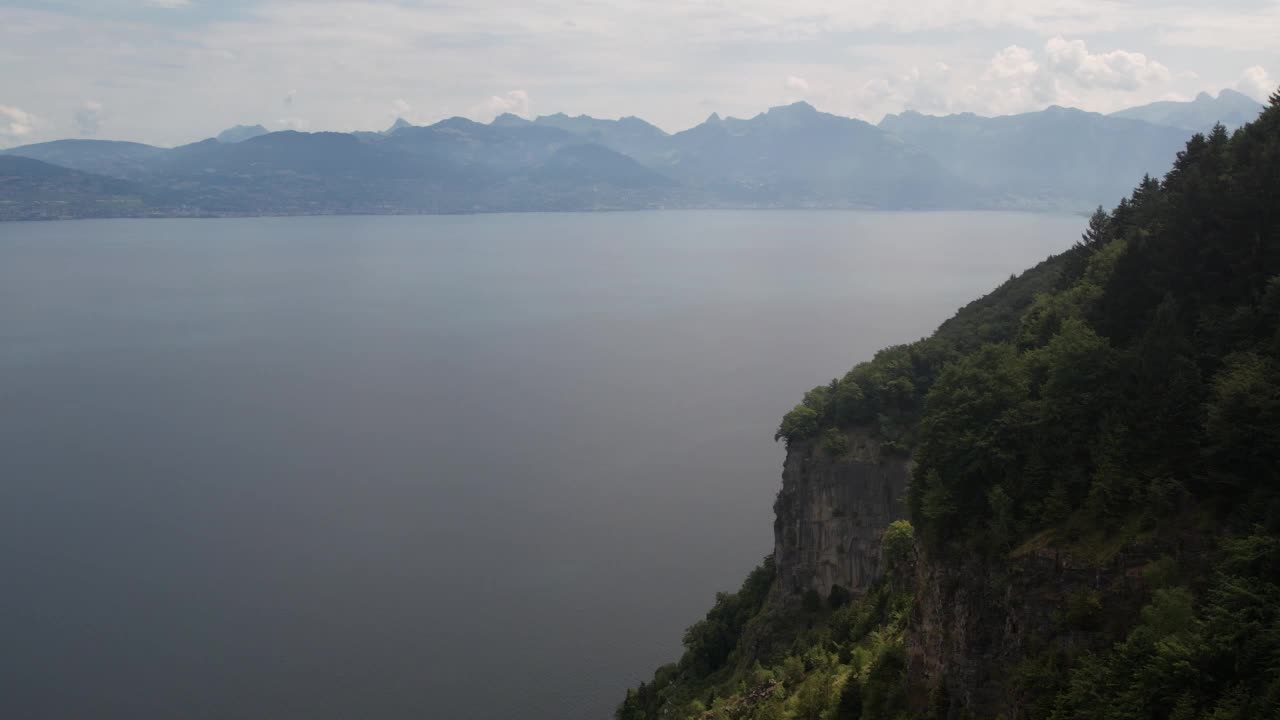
{"left": 881, "top": 521, "right": 915, "bottom": 568}
{"left": 776, "top": 405, "right": 820, "bottom": 444}
{"left": 821, "top": 428, "right": 851, "bottom": 457}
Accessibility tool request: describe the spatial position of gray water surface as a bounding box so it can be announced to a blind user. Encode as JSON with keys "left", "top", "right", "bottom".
{"left": 0, "top": 211, "right": 1081, "bottom": 719}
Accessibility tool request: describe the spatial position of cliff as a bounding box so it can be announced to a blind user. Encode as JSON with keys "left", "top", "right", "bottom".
{"left": 772, "top": 430, "right": 910, "bottom": 599}
{"left": 903, "top": 534, "right": 1185, "bottom": 717}
{"left": 618, "top": 93, "right": 1280, "bottom": 720}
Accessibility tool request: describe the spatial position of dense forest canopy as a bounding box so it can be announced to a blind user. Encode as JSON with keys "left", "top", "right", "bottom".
{"left": 621, "top": 90, "right": 1280, "bottom": 720}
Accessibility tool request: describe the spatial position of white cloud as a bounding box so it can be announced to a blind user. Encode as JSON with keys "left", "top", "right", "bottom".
{"left": 1237, "top": 66, "right": 1274, "bottom": 101}
{"left": 472, "top": 90, "right": 530, "bottom": 120}
{"left": 974, "top": 45, "right": 1066, "bottom": 114}
{"left": 1, "top": 1, "right": 1276, "bottom": 142}
{"left": 73, "top": 99, "right": 104, "bottom": 136}
{"left": 0, "top": 105, "right": 37, "bottom": 146}
{"left": 391, "top": 98, "right": 411, "bottom": 117}
{"left": 848, "top": 36, "right": 1179, "bottom": 121}
{"left": 143, "top": 0, "right": 191, "bottom": 8}
{"left": 989, "top": 46, "right": 1040, "bottom": 81}
{"left": 969, "top": 37, "right": 1172, "bottom": 113}
{"left": 1045, "top": 36, "right": 1170, "bottom": 90}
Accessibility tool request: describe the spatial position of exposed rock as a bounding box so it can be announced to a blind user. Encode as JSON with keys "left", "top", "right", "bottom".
{"left": 902, "top": 535, "right": 1196, "bottom": 717}
{"left": 772, "top": 428, "right": 911, "bottom": 600}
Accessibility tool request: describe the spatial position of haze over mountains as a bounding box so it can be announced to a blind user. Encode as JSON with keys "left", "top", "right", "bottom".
{"left": 1109, "top": 88, "right": 1264, "bottom": 133}
{"left": 0, "top": 90, "right": 1264, "bottom": 221}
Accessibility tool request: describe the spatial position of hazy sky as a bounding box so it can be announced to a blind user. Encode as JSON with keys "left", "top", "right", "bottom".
{"left": 1, "top": 0, "right": 1278, "bottom": 147}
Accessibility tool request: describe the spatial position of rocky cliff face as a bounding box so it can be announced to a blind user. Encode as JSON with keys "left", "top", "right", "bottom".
{"left": 904, "top": 546, "right": 1144, "bottom": 716}
{"left": 772, "top": 429, "right": 911, "bottom": 599}
{"left": 770, "top": 429, "right": 1163, "bottom": 718}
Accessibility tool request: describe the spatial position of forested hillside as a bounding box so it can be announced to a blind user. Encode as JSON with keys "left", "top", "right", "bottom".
{"left": 619, "top": 90, "right": 1280, "bottom": 720}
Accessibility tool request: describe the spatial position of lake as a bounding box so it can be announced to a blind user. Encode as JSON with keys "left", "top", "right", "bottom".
{"left": 0, "top": 211, "right": 1081, "bottom": 719}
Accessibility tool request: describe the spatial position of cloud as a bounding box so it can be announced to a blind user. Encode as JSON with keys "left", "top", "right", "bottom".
{"left": 1237, "top": 66, "right": 1274, "bottom": 101}
{"left": 784, "top": 75, "right": 810, "bottom": 93}
{"left": 965, "top": 38, "right": 1171, "bottom": 114}
{"left": 0, "top": 1, "right": 1268, "bottom": 142}
{"left": 73, "top": 100, "right": 104, "bottom": 136}
{"left": 0, "top": 105, "right": 37, "bottom": 146}
{"left": 391, "top": 98, "right": 412, "bottom": 117}
{"left": 975, "top": 45, "right": 1065, "bottom": 113}
{"left": 277, "top": 117, "right": 310, "bottom": 131}
{"left": 850, "top": 36, "right": 1174, "bottom": 121}
{"left": 989, "top": 46, "right": 1040, "bottom": 81}
{"left": 1045, "top": 36, "right": 1170, "bottom": 90}
{"left": 143, "top": 0, "right": 191, "bottom": 7}
{"left": 473, "top": 90, "right": 530, "bottom": 120}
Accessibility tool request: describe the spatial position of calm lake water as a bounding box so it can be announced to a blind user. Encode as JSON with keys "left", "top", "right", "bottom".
{"left": 0, "top": 211, "right": 1080, "bottom": 719}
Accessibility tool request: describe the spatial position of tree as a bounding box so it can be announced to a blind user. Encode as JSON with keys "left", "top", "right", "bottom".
{"left": 881, "top": 520, "right": 915, "bottom": 568}
{"left": 1080, "top": 206, "right": 1111, "bottom": 249}
{"left": 776, "top": 405, "right": 820, "bottom": 444}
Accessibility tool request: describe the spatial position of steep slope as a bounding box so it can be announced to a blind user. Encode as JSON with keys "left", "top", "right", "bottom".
{"left": 215, "top": 124, "right": 269, "bottom": 143}
{"left": 381, "top": 117, "right": 584, "bottom": 175}
{"left": 148, "top": 131, "right": 448, "bottom": 214}
{"left": 384, "top": 117, "right": 414, "bottom": 134}
{"left": 1111, "top": 89, "right": 1264, "bottom": 133}
{"left": 0, "top": 155, "right": 153, "bottom": 220}
{"left": 658, "top": 102, "right": 975, "bottom": 208}
{"left": 531, "top": 113, "right": 671, "bottom": 163}
{"left": 1, "top": 139, "right": 167, "bottom": 180}
{"left": 620, "top": 92, "right": 1280, "bottom": 720}
{"left": 879, "top": 107, "right": 1190, "bottom": 210}
{"left": 528, "top": 143, "right": 675, "bottom": 189}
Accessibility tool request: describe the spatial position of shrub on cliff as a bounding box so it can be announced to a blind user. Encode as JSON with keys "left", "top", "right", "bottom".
{"left": 880, "top": 521, "right": 915, "bottom": 569}
{"left": 776, "top": 405, "right": 820, "bottom": 444}
{"left": 820, "top": 428, "right": 850, "bottom": 457}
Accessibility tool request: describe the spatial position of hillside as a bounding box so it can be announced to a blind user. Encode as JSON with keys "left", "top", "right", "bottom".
{"left": 655, "top": 102, "right": 974, "bottom": 208}
{"left": 878, "top": 107, "right": 1192, "bottom": 210}
{"left": 0, "top": 155, "right": 152, "bottom": 220}
{"left": 1110, "top": 89, "right": 1264, "bottom": 133}
{"left": 1, "top": 139, "right": 167, "bottom": 180}
{"left": 618, "top": 91, "right": 1280, "bottom": 720}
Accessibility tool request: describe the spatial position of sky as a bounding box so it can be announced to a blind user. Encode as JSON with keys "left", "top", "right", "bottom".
{"left": 1, "top": 0, "right": 1278, "bottom": 148}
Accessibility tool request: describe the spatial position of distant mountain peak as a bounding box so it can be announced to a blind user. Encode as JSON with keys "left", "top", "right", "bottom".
{"left": 491, "top": 112, "right": 532, "bottom": 127}
{"left": 429, "top": 116, "right": 483, "bottom": 131}
{"left": 216, "top": 124, "right": 269, "bottom": 144}
{"left": 1110, "top": 89, "right": 1264, "bottom": 132}
{"left": 770, "top": 100, "right": 817, "bottom": 114}
{"left": 384, "top": 117, "right": 414, "bottom": 134}
{"left": 703, "top": 112, "right": 722, "bottom": 124}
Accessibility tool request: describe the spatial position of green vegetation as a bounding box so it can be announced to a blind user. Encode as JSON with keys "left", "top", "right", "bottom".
{"left": 617, "top": 544, "right": 917, "bottom": 720}
{"left": 623, "top": 91, "right": 1280, "bottom": 719}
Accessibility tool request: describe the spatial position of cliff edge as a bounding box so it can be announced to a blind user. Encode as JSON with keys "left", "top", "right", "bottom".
{"left": 773, "top": 431, "right": 910, "bottom": 600}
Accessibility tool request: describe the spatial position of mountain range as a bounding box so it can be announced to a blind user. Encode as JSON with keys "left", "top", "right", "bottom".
{"left": 0, "top": 89, "right": 1264, "bottom": 221}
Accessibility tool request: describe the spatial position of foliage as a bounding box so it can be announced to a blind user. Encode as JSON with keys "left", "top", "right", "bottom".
{"left": 1049, "top": 533, "right": 1280, "bottom": 720}
{"left": 617, "top": 573, "right": 915, "bottom": 720}
{"left": 820, "top": 428, "right": 852, "bottom": 457}
{"left": 880, "top": 521, "right": 915, "bottom": 569}
{"left": 630, "top": 94, "right": 1280, "bottom": 720}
